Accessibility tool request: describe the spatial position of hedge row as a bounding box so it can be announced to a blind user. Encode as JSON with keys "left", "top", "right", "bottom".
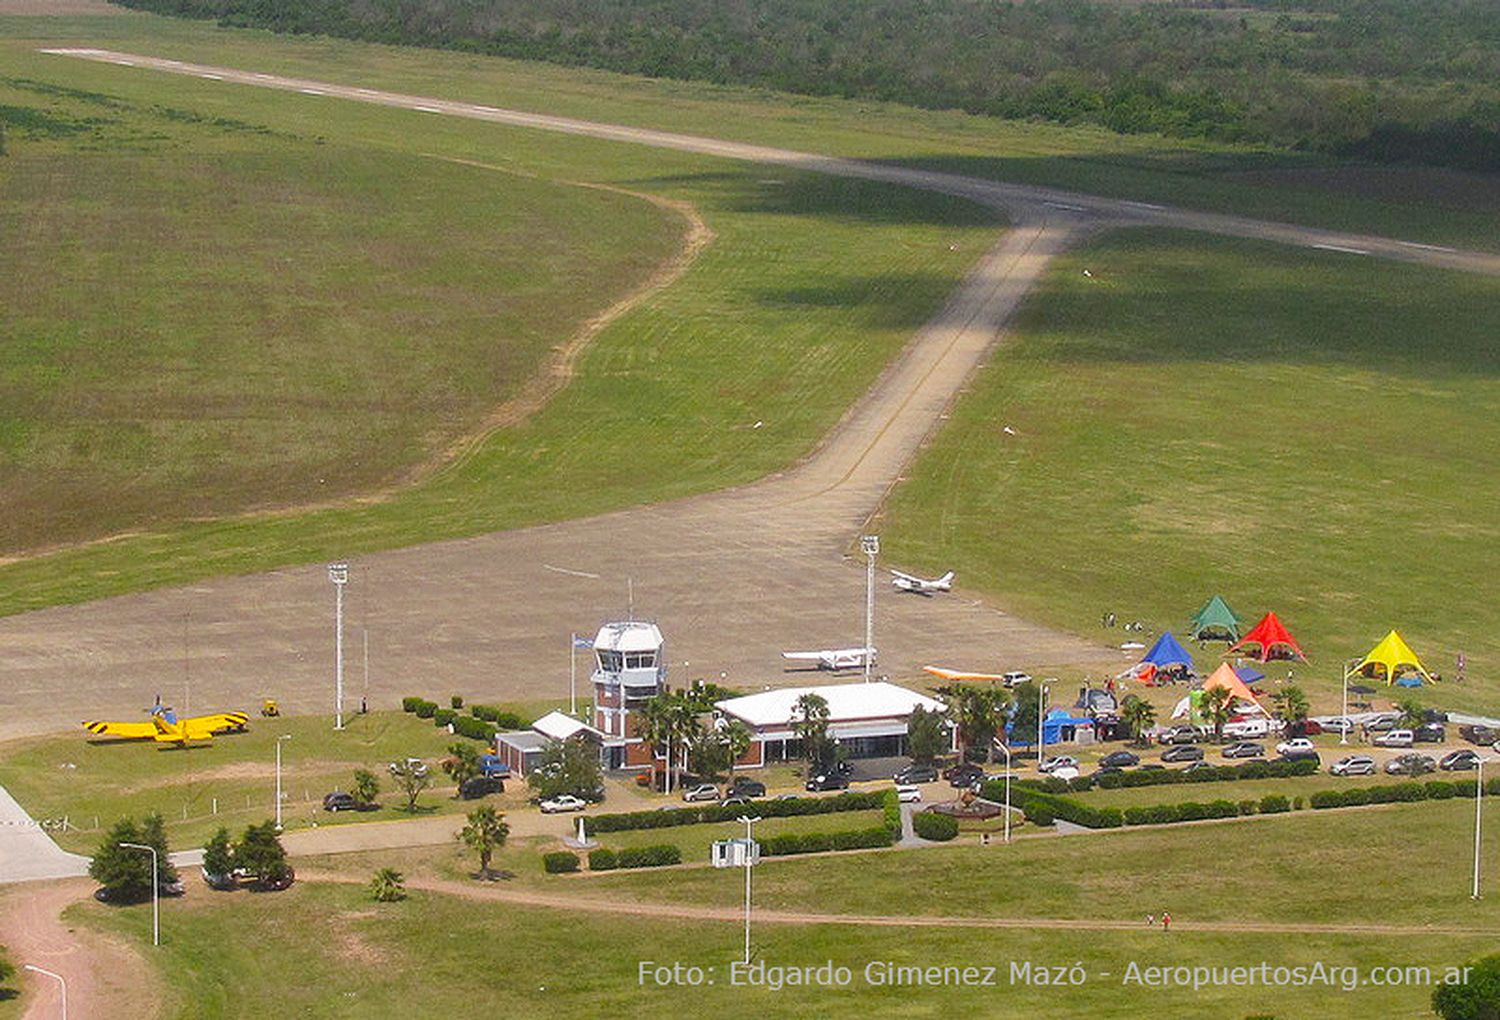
{"left": 403, "top": 698, "right": 439, "bottom": 719}
{"left": 760, "top": 826, "right": 893, "bottom": 856}
{"left": 469, "top": 704, "right": 527, "bottom": 730}
{"left": 1024, "top": 757, "right": 1320, "bottom": 796}
{"left": 912, "top": 811, "right": 959, "bottom": 841}
{"left": 451, "top": 716, "right": 497, "bottom": 742}
{"left": 542, "top": 851, "right": 579, "bottom": 874}
{"left": 1122, "top": 800, "right": 1242, "bottom": 826}
{"left": 588, "top": 845, "right": 682, "bottom": 870}
{"left": 985, "top": 783, "right": 1124, "bottom": 830}
{"left": 587, "top": 791, "right": 888, "bottom": 833}
{"left": 1309, "top": 778, "right": 1499, "bottom": 810}
{"left": 882, "top": 789, "right": 902, "bottom": 838}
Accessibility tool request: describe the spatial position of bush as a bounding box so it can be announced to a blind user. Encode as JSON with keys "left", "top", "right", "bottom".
{"left": 1259, "top": 794, "right": 1291, "bottom": 814}
{"left": 470, "top": 704, "right": 527, "bottom": 729}
{"left": 1425, "top": 780, "right": 1458, "bottom": 800}
{"left": 1023, "top": 804, "right": 1055, "bottom": 827}
{"left": 759, "top": 826, "right": 893, "bottom": 856}
{"left": 433, "top": 708, "right": 457, "bottom": 728}
{"left": 882, "top": 789, "right": 902, "bottom": 837}
{"left": 588, "top": 848, "right": 618, "bottom": 871}
{"left": 990, "top": 783, "right": 1121, "bottom": 829}
{"left": 401, "top": 696, "right": 422, "bottom": 713}
{"left": 1238, "top": 799, "right": 1257, "bottom": 816}
{"left": 451, "top": 716, "right": 497, "bottom": 742}
{"left": 587, "top": 791, "right": 887, "bottom": 833}
{"left": 615, "top": 845, "right": 682, "bottom": 868}
{"left": 542, "top": 851, "right": 579, "bottom": 874}
{"left": 450, "top": 695, "right": 464, "bottom": 710}
{"left": 912, "top": 811, "right": 959, "bottom": 841}
{"left": 413, "top": 699, "right": 437, "bottom": 719}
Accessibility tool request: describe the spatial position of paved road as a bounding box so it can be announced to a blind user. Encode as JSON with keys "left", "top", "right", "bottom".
{"left": 0, "top": 785, "right": 89, "bottom": 882}
{"left": 2, "top": 50, "right": 1496, "bottom": 742}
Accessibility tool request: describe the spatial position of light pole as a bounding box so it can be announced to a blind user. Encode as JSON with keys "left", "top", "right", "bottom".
{"left": 23, "top": 965, "right": 66, "bottom": 1019}
{"left": 328, "top": 562, "right": 349, "bottom": 729}
{"left": 996, "top": 741, "right": 1012, "bottom": 843}
{"left": 119, "top": 841, "right": 159, "bottom": 946}
{"left": 275, "top": 734, "right": 292, "bottom": 831}
{"left": 738, "top": 815, "right": 762, "bottom": 964}
{"left": 1340, "top": 658, "right": 1356, "bottom": 746}
{"left": 1475, "top": 756, "right": 1492, "bottom": 900}
{"left": 1036, "top": 682, "right": 1049, "bottom": 771}
{"left": 860, "top": 536, "right": 879, "bottom": 683}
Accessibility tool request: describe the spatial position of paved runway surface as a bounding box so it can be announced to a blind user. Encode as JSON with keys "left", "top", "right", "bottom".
{"left": 3, "top": 50, "right": 1496, "bottom": 741}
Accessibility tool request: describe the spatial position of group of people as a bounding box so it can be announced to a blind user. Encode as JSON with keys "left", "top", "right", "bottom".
{"left": 1145, "top": 911, "right": 1173, "bottom": 931}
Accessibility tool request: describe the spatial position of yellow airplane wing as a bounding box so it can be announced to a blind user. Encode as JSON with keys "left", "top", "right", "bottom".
{"left": 83, "top": 720, "right": 159, "bottom": 740}
{"left": 183, "top": 711, "right": 250, "bottom": 733}
{"left": 157, "top": 727, "right": 214, "bottom": 743}
{"left": 923, "top": 666, "right": 1007, "bottom": 683}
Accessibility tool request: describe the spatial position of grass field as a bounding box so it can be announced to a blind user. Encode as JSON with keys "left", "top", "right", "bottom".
{"left": 877, "top": 228, "right": 1500, "bottom": 715}
{"left": 8, "top": 8, "right": 1500, "bottom": 251}
{"left": 71, "top": 805, "right": 1500, "bottom": 1018}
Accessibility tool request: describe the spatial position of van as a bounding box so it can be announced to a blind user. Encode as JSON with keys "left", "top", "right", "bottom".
{"left": 1223, "top": 718, "right": 1272, "bottom": 739}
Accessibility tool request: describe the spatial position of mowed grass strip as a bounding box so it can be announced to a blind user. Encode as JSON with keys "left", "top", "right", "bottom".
{"left": 71, "top": 874, "right": 1497, "bottom": 1018}
{"left": 877, "top": 228, "right": 1500, "bottom": 714}
{"left": 0, "top": 46, "right": 1006, "bottom": 612}
{"left": 9, "top": 10, "right": 1500, "bottom": 248}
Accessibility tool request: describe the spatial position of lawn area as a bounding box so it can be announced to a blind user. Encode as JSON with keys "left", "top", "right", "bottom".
{"left": 877, "top": 228, "right": 1500, "bottom": 715}
{"left": 71, "top": 871, "right": 1498, "bottom": 1018}
{"left": 0, "top": 35, "right": 1006, "bottom": 612}
{"left": 0, "top": 711, "right": 533, "bottom": 854}
{"left": 9, "top": 8, "right": 1500, "bottom": 250}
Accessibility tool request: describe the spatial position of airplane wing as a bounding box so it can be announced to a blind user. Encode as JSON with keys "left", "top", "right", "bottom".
{"left": 169, "top": 725, "right": 219, "bottom": 742}
{"left": 82, "top": 720, "right": 158, "bottom": 740}
{"left": 923, "top": 666, "right": 1006, "bottom": 683}
{"left": 782, "top": 651, "right": 824, "bottom": 662}
{"left": 889, "top": 570, "right": 919, "bottom": 583}
{"left": 183, "top": 711, "right": 250, "bottom": 733}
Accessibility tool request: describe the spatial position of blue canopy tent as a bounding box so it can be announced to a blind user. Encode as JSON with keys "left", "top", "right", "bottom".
{"left": 1007, "top": 709, "right": 1094, "bottom": 747}
{"left": 1234, "top": 665, "right": 1265, "bottom": 686}
{"left": 1142, "top": 632, "right": 1195, "bottom": 670}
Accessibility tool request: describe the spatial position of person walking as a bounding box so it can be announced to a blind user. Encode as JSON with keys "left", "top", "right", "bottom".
{"left": 1146, "top": 913, "right": 1155, "bottom": 927}
{"left": 1161, "top": 910, "right": 1172, "bottom": 931}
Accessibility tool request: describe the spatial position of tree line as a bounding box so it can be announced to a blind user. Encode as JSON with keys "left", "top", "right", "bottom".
{"left": 114, "top": 0, "right": 1500, "bottom": 170}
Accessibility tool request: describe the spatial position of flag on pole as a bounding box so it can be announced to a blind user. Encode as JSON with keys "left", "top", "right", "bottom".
{"left": 572, "top": 635, "right": 594, "bottom": 649}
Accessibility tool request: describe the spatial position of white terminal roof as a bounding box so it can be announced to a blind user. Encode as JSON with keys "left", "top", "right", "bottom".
{"left": 716, "top": 681, "right": 946, "bottom": 729}
{"left": 531, "top": 710, "right": 604, "bottom": 742}
{"left": 592, "top": 620, "right": 663, "bottom": 653}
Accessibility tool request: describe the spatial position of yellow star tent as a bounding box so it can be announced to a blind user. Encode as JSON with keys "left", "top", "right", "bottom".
{"left": 1352, "top": 630, "right": 1433, "bottom": 684}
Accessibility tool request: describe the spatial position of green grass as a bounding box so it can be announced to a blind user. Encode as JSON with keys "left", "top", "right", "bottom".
{"left": 595, "top": 809, "right": 886, "bottom": 859}
{"left": 71, "top": 862, "right": 1499, "bottom": 1018}
{"left": 0, "top": 37, "right": 1005, "bottom": 610}
{"left": 877, "top": 228, "right": 1500, "bottom": 715}
{"left": 0, "top": 711, "right": 515, "bottom": 853}
{"left": 9, "top": 8, "right": 1500, "bottom": 249}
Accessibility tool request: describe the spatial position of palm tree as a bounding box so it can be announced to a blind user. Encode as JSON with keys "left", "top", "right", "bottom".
{"left": 721, "top": 719, "right": 753, "bottom": 783}
{"left": 369, "top": 867, "right": 406, "bottom": 902}
{"left": 1394, "top": 695, "right": 1426, "bottom": 730}
{"left": 791, "top": 693, "right": 831, "bottom": 768}
{"left": 636, "top": 693, "right": 676, "bottom": 794}
{"left": 667, "top": 695, "right": 704, "bottom": 782}
{"left": 939, "top": 684, "right": 1009, "bottom": 762}
{"left": 1120, "top": 696, "right": 1156, "bottom": 747}
{"left": 458, "top": 804, "right": 510, "bottom": 878}
{"left": 1201, "top": 686, "right": 1236, "bottom": 743}
{"left": 1272, "top": 684, "right": 1311, "bottom": 737}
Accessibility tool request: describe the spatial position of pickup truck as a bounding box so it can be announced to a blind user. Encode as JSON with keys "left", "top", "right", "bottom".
{"left": 478, "top": 754, "right": 511, "bottom": 779}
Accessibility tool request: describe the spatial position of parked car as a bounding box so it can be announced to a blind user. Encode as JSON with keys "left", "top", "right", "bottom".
{"left": 1098, "top": 750, "right": 1140, "bottom": 769}
{"left": 1459, "top": 725, "right": 1500, "bottom": 747}
{"left": 806, "top": 772, "right": 850, "bottom": 792}
{"left": 896, "top": 784, "right": 922, "bottom": 803}
{"left": 1276, "top": 751, "right": 1319, "bottom": 767}
{"left": 1161, "top": 745, "right": 1204, "bottom": 763}
{"left": 539, "top": 794, "right": 587, "bottom": 813}
{"left": 1182, "top": 761, "right": 1214, "bottom": 772}
{"left": 1299, "top": 720, "right": 1325, "bottom": 736}
{"left": 947, "top": 763, "right": 985, "bottom": 788}
{"left": 682, "top": 783, "right": 720, "bottom": 802}
{"left": 477, "top": 754, "right": 511, "bottom": 779}
{"left": 1331, "top": 754, "right": 1376, "bottom": 776}
{"left": 1038, "top": 756, "right": 1079, "bottom": 774}
{"left": 388, "top": 757, "right": 429, "bottom": 778}
{"left": 1275, "top": 738, "right": 1317, "bottom": 757}
{"left": 322, "top": 790, "right": 358, "bottom": 812}
{"left": 1158, "top": 726, "right": 1202, "bottom": 746}
{"left": 1044, "top": 766, "right": 1080, "bottom": 781}
{"left": 728, "top": 776, "right": 767, "bottom": 797}
{"left": 1384, "top": 753, "right": 1437, "bottom": 776}
{"left": 459, "top": 776, "right": 505, "bottom": 799}
{"left": 893, "top": 764, "right": 939, "bottom": 784}
{"left": 1001, "top": 671, "right": 1032, "bottom": 687}
{"left": 1373, "top": 729, "right": 1415, "bottom": 748}
{"left": 96, "top": 877, "right": 186, "bottom": 903}
{"left": 1440, "top": 749, "right": 1481, "bottom": 771}
{"left": 1320, "top": 717, "right": 1356, "bottom": 735}
{"left": 1221, "top": 742, "right": 1265, "bottom": 759}
{"left": 1366, "top": 715, "right": 1400, "bottom": 733}
{"left": 1223, "top": 718, "right": 1274, "bottom": 740}
{"left": 720, "top": 794, "right": 752, "bottom": 807}
{"left": 1414, "top": 723, "right": 1446, "bottom": 743}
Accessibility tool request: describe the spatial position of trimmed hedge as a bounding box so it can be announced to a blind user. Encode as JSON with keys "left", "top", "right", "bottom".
{"left": 1122, "top": 800, "right": 1239, "bottom": 826}
{"left": 617, "top": 844, "right": 682, "bottom": 868}
{"left": 760, "top": 826, "right": 894, "bottom": 856}
{"left": 588, "top": 791, "right": 888, "bottom": 833}
{"left": 1259, "top": 794, "right": 1291, "bottom": 814}
{"left": 451, "top": 716, "right": 497, "bottom": 742}
{"left": 470, "top": 704, "right": 527, "bottom": 730}
{"left": 984, "top": 783, "right": 1122, "bottom": 829}
{"left": 401, "top": 697, "right": 423, "bottom": 713}
{"left": 542, "top": 851, "right": 579, "bottom": 874}
{"left": 432, "top": 707, "right": 457, "bottom": 728}
{"left": 1309, "top": 779, "right": 1497, "bottom": 810}
{"left": 912, "top": 811, "right": 959, "bottom": 841}
{"left": 588, "top": 848, "right": 617, "bottom": 871}
{"left": 882, "top": 789, "right": 902, "bottom": 837}
{"left": 411, "top": 699, "right": 438, "bottom": 720}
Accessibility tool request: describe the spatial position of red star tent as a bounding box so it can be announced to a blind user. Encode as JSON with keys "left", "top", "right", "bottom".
{"left": 1352, "top": 630, "right": 1432, "bottom": 684}
{"left": 1202, "top": 661, "right": 1270, "bottom": 715}
{"left": 1227, "top": 611, "right": 1307, "bottom": 663}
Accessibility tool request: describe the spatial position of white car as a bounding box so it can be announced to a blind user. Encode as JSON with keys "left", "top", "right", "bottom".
{"left": 1223, "top": 719, "right": 1273, "bottom": 740}
{"left": 896, "top": 784, "right": 922, "bottom": 803}
{"left": 1331, "top": 755, "right": 1376, "bottom": 776}
{"left": 1038, "top": 755, "right": 1079, "bottom": 774}
{"left": 1001, "top": 671, "right": 1033, "bottom": 687}
{"left": 1275, "top": 738, "right": 1316, "bottom": 757}
{"left": 539, "top": 794, "right": 587, "bottom": 813}
{"left": 1373, "top": 729, "right": 1415, "bottom": 748}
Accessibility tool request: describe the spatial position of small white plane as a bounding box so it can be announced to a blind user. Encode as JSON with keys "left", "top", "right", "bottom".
{"left": 890, "top": 569, "right": 954, "bottom": 595}
{"left": 782, "top": 647, "right": 876, "bottom": 671}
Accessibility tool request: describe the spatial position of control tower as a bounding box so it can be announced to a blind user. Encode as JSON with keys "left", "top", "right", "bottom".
{"left": 590, "top": 620, "right": 666, "bottom": 770}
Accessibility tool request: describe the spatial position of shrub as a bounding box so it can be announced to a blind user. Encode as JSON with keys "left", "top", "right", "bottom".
{"left": 616, "top": 845, "right": 682, "bottom": 868}
{"left": 401, "top": 697, "right": 422, "bottom": 713}
{"left": 588, "top": 848, "right": 618, "bottom": 871}
{"left": 542, "top": 851, "right": 579, "bottom": 874}
{"left": 1238, "top": 799, "right": 1257, "bottom": 816}
{"left": 760, "top": 827, "right": 894, "bottom": 856}
{"left": 1259, "top": 794, "right": 1291, "bottom": 814}
{"left": 882, "top": 789, "right": 902, "bottom": 837}
{"left": 450, "top": 695, "right": 464, "bottom": 710}
{"left": 587, "top": 791, "right": 887, "bottom": 833}
{"left": 413, "top": 699, "right": 437, "bottom": 719}
{"left": 1309, "top": 790, "right": 1343, "bottom": 809}
{"left": 912, "top": 811, "right": 959, "bottom": 841}
{"left": 1023, "top": 804, "right": 1055, "bottom": 827}
{"left": 433, "top": 708, "right": 457, "bottom": 728}
{"left": 1425, "top": 780, "right": 1458, "bottom": 800}
{"left": 452, "top": 716, "right": 497, "bottom": 742}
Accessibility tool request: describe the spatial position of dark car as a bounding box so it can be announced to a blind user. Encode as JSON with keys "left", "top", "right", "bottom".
{"left": 1440, "top": 749, "right": 1481, "bottom": 771}
{"left": 459, "top": 775, "right": 505, "bottom": 799}
{"left": 1276, "top": 751, "right": 1320, "bottom": 767}
{"left": 1221, "top": 742, "right": 1265, "bottom": 759}
{"left": 1182, "top": 760, "right": 1214, "bottom": 772}
{"left": 728, "top": 777, "right": 767, "bottom": 797}
{"left": 1385, "top": 753, "right": 1438, "bottom": 776}
{"left": 1459, "top": 725, "right": 1499, "bottom": 747}
{"left": 894, "top": 764, "right": 940, "bottom": 785}
{"left": 1139, "top": 763, "right": 1166, "bottom": 771}
{"left": 947, "top": 763, "right": 986, "bottom": 788}
{"left": 1098, "top": 750, "right": 1140, "bottom": 769}
{"left": 1161, "top": 745, "right": 1204, "bottom": 764}
{"left": 1414, "top": 723, "right": 1446, "bottom": 743}
{"left": 835, "top": 759, "right": 854, "bottom": 776}
{"left": 805, "top": 773, "right": 850, "bottom": 792}
{"left": 322, "top": 790, "right": 358, "bottom": 812}
{"left": 95, "top": 877, "right": 185, "bottom": 903}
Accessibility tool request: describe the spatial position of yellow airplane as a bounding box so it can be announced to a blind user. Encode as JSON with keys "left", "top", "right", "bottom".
{"left": 83, "top": 698, "right": 249, "bottom": 745}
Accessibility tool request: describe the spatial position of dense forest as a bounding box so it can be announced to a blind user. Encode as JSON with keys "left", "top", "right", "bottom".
{"left": 115, "top": 0, "right": 1500, "bottom": 170}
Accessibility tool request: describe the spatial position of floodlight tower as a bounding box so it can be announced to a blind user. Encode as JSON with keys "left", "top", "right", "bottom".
{"left": 328, "top": 562, "right": 349, "bottom": 730}
{"left": 861, "top": 535, "right": 879, "bottom": 683}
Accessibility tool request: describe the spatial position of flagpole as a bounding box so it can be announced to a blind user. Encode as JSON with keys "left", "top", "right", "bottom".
{"left": 570, "top": 633, "right": 577, "bottom": 717}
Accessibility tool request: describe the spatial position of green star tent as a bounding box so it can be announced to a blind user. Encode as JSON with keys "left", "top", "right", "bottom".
{"left": 1352, "top": 630, "right": 1433, "bottom": 684}
{"left": 1189, "top": 595, "right": 1245, "bottom": 642}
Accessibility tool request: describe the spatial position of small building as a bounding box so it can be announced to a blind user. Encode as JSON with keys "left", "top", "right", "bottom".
{"left": 713, "top": 680, "right": 950, "bottom": 768}
{"left": 493, "top": 710, "right": 606, "bottom": 776}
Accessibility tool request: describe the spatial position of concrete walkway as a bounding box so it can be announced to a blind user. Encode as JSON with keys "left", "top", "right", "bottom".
{"left": 0, "top": 784, "right": 89, "bottom": 883}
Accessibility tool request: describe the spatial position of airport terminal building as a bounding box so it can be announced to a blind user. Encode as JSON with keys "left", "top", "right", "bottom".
{"left": 713, "top": 680, "right": 950, "bottom": 767}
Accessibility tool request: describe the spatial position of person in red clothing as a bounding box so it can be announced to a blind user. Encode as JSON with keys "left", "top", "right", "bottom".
{"left": 1161, "top": 910, "right": 1172, "bottom": 931}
